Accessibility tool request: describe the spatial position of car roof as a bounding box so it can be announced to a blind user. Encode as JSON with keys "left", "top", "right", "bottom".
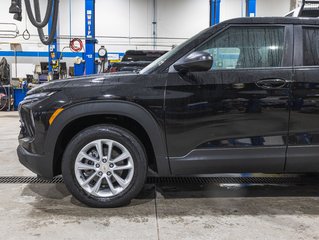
{"left": 217, "top": 17, "right": 319, "bottom": 26}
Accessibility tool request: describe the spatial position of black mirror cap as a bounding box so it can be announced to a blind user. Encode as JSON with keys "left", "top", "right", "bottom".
{"left": 174, "top": 51, "right": 213, "bottom": 73}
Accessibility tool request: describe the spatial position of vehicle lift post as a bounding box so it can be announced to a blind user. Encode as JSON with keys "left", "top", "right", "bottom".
{"left": 48, "top": 0, "right": 60, "bottom": 77}
{"left": 210, "top": 0, "right": 221, "bottom": 26}
{"left": 85, "top": 0, "right": 97, "bottom": 75}
{"left": 246, "top": 0, "right": 257, "bottom": 17}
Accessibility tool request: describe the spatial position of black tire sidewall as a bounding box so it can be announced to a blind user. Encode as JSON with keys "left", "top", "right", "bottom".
{"left": 62, "top": 124, "right": 147, "bottom": 208}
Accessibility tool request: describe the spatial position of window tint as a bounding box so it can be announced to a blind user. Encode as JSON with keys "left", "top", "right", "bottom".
{"left": 197, "top": 26, "right": 285, "bottom": 70}
{"left": 303, "top": 28, "right": 319, "bottom": 66}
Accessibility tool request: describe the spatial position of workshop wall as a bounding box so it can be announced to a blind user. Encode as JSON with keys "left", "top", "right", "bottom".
{"left": 220, "top": 0, "right": 245, "bottom": 21}
{"left": 257, "top": 0, "right": 292, "bottom": 16}
{"left": 0, "top": 0, "right": 292, "bottom": 77}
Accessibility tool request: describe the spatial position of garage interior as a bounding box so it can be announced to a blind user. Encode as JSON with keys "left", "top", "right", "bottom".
{"left": 1, "top": 0, "right": 319, "bottom": 239}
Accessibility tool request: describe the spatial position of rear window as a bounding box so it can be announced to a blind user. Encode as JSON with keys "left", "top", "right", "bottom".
{"left": 303, "top": 28, "right": 319, "bottom": 66}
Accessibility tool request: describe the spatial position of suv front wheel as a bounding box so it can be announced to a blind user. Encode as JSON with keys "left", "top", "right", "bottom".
{"left": 62, "top": 124, "right": 147, "bottom": 208}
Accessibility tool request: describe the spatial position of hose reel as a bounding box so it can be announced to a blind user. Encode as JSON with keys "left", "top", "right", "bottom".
{"left": 9, "top": 0, "right": 60, "bottom": 45}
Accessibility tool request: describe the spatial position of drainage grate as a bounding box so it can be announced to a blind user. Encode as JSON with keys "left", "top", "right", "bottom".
{"left": 0, "top": 176, "right": 311, "bottom": 185}
{"left": 0, "top": 176, "right": 64, "bottom": 184}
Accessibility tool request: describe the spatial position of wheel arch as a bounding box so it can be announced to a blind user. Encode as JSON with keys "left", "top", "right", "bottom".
{"left": 45, "top": 101, "right": 170, "bottom": 177}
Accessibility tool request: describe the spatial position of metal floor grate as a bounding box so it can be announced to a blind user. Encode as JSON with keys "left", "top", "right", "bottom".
{"left": 0, "top": 176, "right": 64, "bottom": 184}
{"left": 0, "top": 176, "right": 312, "bottom": 185}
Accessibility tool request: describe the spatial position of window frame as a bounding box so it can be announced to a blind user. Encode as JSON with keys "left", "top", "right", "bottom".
{"left": 296, "top": 25, "right": 319, "bottom": 68}
{"left": 169, "top": 24, "right": 293, "bottom": 73}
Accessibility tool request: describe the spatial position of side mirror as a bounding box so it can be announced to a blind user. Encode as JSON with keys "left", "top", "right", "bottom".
{"left": 174, "top": 51, "right": 213, "bottom": 73}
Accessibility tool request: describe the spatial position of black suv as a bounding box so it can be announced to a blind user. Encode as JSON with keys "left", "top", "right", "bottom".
{"left": 18, "top": 17, "right": 319, "bottom": 207}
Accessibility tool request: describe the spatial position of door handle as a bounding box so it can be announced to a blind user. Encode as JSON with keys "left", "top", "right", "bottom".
{"left": 256, "top": 79, "right": 288, "bottom": 89}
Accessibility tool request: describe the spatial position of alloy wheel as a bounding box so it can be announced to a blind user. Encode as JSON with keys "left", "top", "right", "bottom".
{"left": 74, "top": 139, "right": 134, "bottom": 197}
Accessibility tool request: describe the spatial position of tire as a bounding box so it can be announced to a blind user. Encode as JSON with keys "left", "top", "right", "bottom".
{"left": 62, "top": 124, "right": 147, "bottom": 208}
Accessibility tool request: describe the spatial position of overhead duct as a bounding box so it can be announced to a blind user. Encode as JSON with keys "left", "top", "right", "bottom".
{"left": 25, "top": 0, "right": 59, "bottom": 45}
{"left": 24, "top": 0, "right": 53, "bottom": 28}
{"left": 9, "top": 0, "right": 59, "bottom": 45}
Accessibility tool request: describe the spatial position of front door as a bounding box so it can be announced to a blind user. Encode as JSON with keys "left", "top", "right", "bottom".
{"left": 165, "top": 24, "right": 293, "bottom": 174}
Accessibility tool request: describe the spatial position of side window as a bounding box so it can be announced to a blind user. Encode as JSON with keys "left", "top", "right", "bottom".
{"left": 197, "top": 26, "right": 285, "bottom": 70}
{"left": 303, "top": 28, "right": 319, "bottom": 66}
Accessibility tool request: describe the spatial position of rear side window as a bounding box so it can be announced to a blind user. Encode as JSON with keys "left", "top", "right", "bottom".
{"left": 197, "top": 26, "right": 285, "bottom": 70}
{"left": 303, "top": 28, "right": 319, "bottom": 66}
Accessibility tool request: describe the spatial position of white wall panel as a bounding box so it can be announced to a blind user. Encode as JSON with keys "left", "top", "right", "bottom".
{"left": 220, "top": 0, "right": 244, "bottom": 22}
{"left": 157, "top": 0, "right": 209, "bottom": 39}
{"left": 59, "top": 0, "right": 85, "bottom": 37}
{"left": 257, "top": 0, "right": 290, "bottom": 17}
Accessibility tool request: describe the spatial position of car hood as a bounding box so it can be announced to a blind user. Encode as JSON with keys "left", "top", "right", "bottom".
{"left": 27, "top": 72, "right": 139, "bottom": 95}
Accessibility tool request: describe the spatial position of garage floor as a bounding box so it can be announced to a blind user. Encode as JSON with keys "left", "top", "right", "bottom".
{"left": 1, "top": 112, "right": 319, "bottom": 240}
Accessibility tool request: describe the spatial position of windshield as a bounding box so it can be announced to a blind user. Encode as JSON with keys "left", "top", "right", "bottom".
{"left": 140, "top": 30, "right": 206, "bottom": 74}
{"left": 139, "top": 45, "right": 184, "bottom": 74}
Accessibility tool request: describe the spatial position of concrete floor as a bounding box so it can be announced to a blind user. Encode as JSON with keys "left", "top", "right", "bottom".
{"left": 1, "top": 111, "right": 319, "bottom": 240}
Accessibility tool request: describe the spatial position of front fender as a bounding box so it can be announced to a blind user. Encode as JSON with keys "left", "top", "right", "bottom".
{"left": 44, "top": 101, "right": 170, "bottom": 177}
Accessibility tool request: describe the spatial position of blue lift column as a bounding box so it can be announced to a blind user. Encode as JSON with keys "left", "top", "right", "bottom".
{"left": 246, "top": 0, "right": 256, "bottom": 17}
{"left": 210, "top": 0, "right": 221, "bottom": 26}
{"left": 48, "top": 0, "right": 59, "bottom": 76}
{"left": 85, "top": 0, "right": 97, "bottom": 75}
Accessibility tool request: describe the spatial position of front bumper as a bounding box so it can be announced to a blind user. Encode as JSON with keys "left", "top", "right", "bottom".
{"left": 17, "top": 145, "right": 54, "bottom": 179}
{"left": 17, "top": 91, "right": 70, "bottom": 179}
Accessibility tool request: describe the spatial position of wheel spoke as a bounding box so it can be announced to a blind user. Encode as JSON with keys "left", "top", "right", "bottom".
{"left": 113, "top": 162, "right": 133, "bottom": 171}
{"left": 107, "top": 141, "right": 113, "bottom": 161}
{"left": 76, "top": 162, "right": 96, "bottom": 171}
{"left": 79, "top": 152, "right": 99, "bottom": 163}
{"left": 94, "top": 140, "right": 104, "bottom": 160}
{"left": 113, "top": 173, "right": 127, "bottom": 187}
{"left": 81, "top": 172, "right": 97, "bottom": 187}
{"left": 111, "top": 152, "right": 130, "bottom": 164}
{"left": 106, "top": 176, "right": 117, "bottom": 194}
{"left": 91, "top": 176, "right": 103, "bottom": 194}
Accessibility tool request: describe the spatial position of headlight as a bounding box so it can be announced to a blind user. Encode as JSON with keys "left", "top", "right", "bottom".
{"left": 23, "top": 91, "right": 56, "bottom": 104}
